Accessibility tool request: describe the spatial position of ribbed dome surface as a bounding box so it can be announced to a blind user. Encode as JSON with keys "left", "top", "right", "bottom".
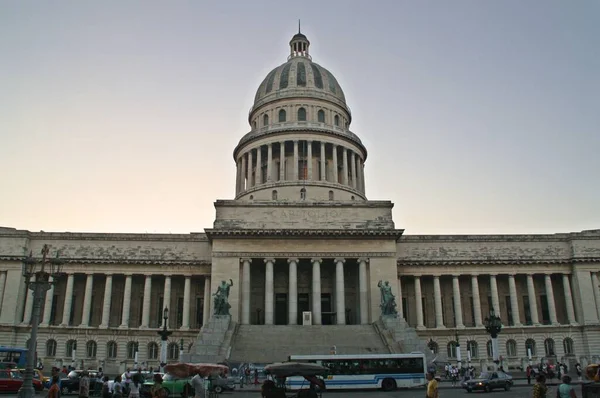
{"left": 252, "top": 57, "right": 347, "bottom": 110}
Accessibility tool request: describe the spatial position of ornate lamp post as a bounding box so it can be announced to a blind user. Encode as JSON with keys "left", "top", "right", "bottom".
{"left": 157, "top": 307, "right": 172, "bottom": 373}
{"left": 484, "top": 308, "right": 502, "bottom": 371}
{"left": 427, "top": 338, "right": 436, "bottom": 355}
{"left": 18, "top": 245, "right": 64, "bottom": 398}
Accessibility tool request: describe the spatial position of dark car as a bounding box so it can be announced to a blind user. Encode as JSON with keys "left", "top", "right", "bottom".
{"left": 463, "top": 371, "right": 513, "bottom": 392}
{"left": 60, "top": 370, "right": 100, "bottom": 395}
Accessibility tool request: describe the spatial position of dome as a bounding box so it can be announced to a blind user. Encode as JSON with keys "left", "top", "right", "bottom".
{"left": 250, "top": 31, "right": 349, "bottom": 115}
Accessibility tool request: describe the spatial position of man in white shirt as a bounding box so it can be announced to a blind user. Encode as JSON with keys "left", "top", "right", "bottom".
{"left": 190, "top": 373, "right": 205, "bottom": 398}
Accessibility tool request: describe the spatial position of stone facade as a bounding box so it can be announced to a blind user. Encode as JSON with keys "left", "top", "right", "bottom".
{"left": 1, "top": 31, "right": 599, "bottom": 374}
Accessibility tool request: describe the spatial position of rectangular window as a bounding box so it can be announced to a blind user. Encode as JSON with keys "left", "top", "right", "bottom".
{"left": 505, "top": 296, "right": 513, "bottom": 326}
{"left": 176, "top": 297, "right": 184, "bottom": 328}
{"left": 523, "top": 296, "right": 532, "bottom": 325}
{"left": 50, "top": 294, "right": 58, "bottom": 325}
{"left": 540, "top": 295, "right": 550, "bottom": 325}
{"left": 196, "top": 297, "right": 204, "bottom": 328}
{"left": 157, "top": 296, "right": 164, "bottom": 328}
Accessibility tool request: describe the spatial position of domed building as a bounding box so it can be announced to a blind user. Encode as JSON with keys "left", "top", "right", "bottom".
{"left": 1, "top": 31, "right": 600, "bottom": 375}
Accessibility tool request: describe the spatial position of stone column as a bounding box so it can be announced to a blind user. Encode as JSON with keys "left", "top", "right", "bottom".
{"left": 288, "top": 258, "right": 298, "bottom": 325}
{"left": 235, "top": 158, "right": 241, "bottom": 195}
{"left": 433, "top": 276, "right": 445, "bottom": 328}
{"left": 414, "top": 276, "right": 424, "bottom": 329}
{"left": 342, "top": 148, "right": 349, "bottom": 186}
{"left": 181, "top": 275, "right": 191, "bottom": 330}
{"left": 490, "top": 274, "right": 500, "bottom": 316}
{"left": 60, "top": 273, "right": 75, "bottom": 326}
{"left": 40, "top": 276, "right": 55, "bottom": 326}
{"left": 526, "top": 274, "right": 540, "bottom": 325}
{"left": 163, "top": 276, "right": 171, "bottom": 328}
{"left": 356, "top": 157, "right": 363, "bottom": 192}
{"left": 119, "top": 274, "right": 133, "bottom": 328}
{"left": 332, "top": 145, "right": 338, "bottom": 183}
{"left": 241, "top": 258, "right": 251, "bottom": 325}
{"left": 361, "top": 161, "right": 366, "bottom": 192}
{"left": 247, "top": 149, "right": 253, "bottom": 188}
{"left": 544, "top": 274, "right": 558, "bottom": 325}
{"left": 397, "top": 276, "right": 404, "bottom": 320}
{"left": 80, "top": 274, "right": 94, "bottom": 327}
{"left": 311, "top": 258, "right": 322, "bottom": 325}
{"left": 307, "top": 141, "right": 313, "bottom": 180}
{"left": 240, "top": 154, "right": 246, "bottom": 192}
{"left": 264, "top": 258, "right": 275, "bottom": 325}
{"left": 293, "top": 141, "right": 299, "bottom": 180}
{"left": 279, "top": 141, "right": 286, "bottom": 181}
{"left": 358, "top": 258, "right": 369, "bottom": 324}
{"left": 508, "top": 274, "right": 522, "bottom": 326}
{"left": 320, "top": 142, "right": 326, "bottom": 181}
{"left": 22, "top": 275, "right": 36, "bottom": 324}
{"left": 255, "top": 145, "right": 262, "bottom": 184}
{"left": 141, "top": 275, "right": 152, "bottom": 328}
{"left": 203, "top": 277, "right": 211, "bottom": 325}
{"left": 592, "top": 273, "right": 600, "bottom": 321}
{"left": 351, "top": 151, "right": 357, "bottom": 189}
{"left": 471, "top": 275, "right": 483, "bottom": 327}
{"left": 335, "top": 258, "right": 346, "bottom": 325}
{"left": 452, "top": 275, "right": 464, "bottom": 328}
{"left": 267, "top": 144, "right": 273, "bottom": 181}
{"left": 100, "top": 274, "right": 113, "bottom": 328}
{"left": 562, "top": 274, "right": 577, "bottom": 325}
{"left": 0, "top": 272, "right": 5, "bottom": 311}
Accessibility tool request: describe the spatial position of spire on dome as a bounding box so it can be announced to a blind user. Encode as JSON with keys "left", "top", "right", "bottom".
{"left": 289, "top": 24, "right": 310, "bottom": 59}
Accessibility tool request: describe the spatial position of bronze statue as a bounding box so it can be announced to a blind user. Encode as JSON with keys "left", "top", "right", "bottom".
{"left": 378, "top": 280, "right": 398, "bottom": 316}
{"left": 213, "top": 279, "right": 234, "bottom": 316}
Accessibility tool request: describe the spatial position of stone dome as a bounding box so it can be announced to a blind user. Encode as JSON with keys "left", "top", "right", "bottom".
{"left": 250, "top": 32, "right": 349, "bottom": 116}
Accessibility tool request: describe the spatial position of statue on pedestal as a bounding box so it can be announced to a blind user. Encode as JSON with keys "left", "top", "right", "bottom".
{"left": 378, "top": 280, "right": 398, "bottom": 316}
{"left": 213, "top": 279, "right": 233, "bottom": 316}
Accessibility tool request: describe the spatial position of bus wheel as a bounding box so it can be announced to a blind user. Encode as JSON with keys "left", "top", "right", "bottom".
{"left": 381, "top": 378, "right": 397, "bottom": 391}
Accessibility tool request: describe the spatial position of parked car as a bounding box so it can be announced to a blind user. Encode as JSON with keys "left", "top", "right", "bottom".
{"left": 463, "top": 371, "right": 513, "bottom": 393}
{"left": 206, "top": 375, "right": 236, "bottom": 394}
{"left": 141, "top": 373, "right": 188, "bottom": 398}
{"left": 60, "top": 370, "right": 101, "bottom": 395}
{"left": 0, "top": 369, "right": 43, "bottom": 393}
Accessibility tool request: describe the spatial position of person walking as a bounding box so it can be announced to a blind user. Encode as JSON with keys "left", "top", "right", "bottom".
{"left": 190, "top": 371, "right": 205, "bottom": 398}
{"left": 558, "top": 375, "right": 577, "bottom": 398}
{"left": 112, "top": 375, "right": 123, "bottom": 398}
{"left": 129, "top": 373, "right": 141, "bottom": 398}
{"left": 426, "top": 372, "right": 439, "bottom": 398}
{"left": 532, "top": 374, "right": 548, "bottom": 398}
{"left": 79, "top": 371, "right": 90, "bottom": 398}
{"left": 49, "top": 376, "right": 61, "bottom": 398}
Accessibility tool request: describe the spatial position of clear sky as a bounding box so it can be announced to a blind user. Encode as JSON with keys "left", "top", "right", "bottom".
{"left": 1, "top": 0, "right": 598, "bottom": 235}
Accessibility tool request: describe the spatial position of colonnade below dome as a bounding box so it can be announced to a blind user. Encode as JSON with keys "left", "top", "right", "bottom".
{"left": 235, "top": 139, "right": 366, "bottom": 199}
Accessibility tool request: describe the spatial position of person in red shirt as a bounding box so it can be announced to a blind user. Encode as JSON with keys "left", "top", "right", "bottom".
{"left": 48, "top": 376, "right": 60, "bottom": 398}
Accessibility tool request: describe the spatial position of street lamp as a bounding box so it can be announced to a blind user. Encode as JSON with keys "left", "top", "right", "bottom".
{"left": 455, "top": 331, "right": 462, "bottom": 370}
{"left": 427, "top": 338, "right": 436, "bottom": 354}
{"left": 484, "top": 308, "right": 502, "bottom": 371}
{"left": 179, "top": 339, "right": 184, "bottom": 360}
{"left": 157, "top": 307, "right": 172, "bottom": 373}
{"left": 18, "top": 244, "right": 64, "bottom": 398}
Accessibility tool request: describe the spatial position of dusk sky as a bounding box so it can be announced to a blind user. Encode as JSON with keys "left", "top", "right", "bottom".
{"left": 1, "top": 1, "right": 598, "bottom": 235}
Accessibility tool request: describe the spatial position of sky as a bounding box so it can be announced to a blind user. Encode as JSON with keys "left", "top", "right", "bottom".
{"left": 0, "top": 0, "right": 598, "bottom": 236}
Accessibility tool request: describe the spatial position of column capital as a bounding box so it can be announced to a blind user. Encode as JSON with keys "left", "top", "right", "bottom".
{"left": 293, "top": 140, "right": 299, "bottom": 144}
{"left": 357, "top": 257, "right": 369, "bottom": 264}
{"left": 433, "top": 275, "right": 441, "bottom": 279}
{"left": 124, "top": 273, "right": 133, "bottom": 277}
{"left": 311, "top": 258, "right": 322, "bottom": 264}
{"left": 264, "top": 257, "right": 276, "bottom": 264}
{"left": 183, "top": 274, "right": 192, "bottom": 279}
{"left": 451, "top": 274, "right": 461, "bottom": 278}
{"left": 307, "top": 140, "right": 313, "bottom": 144}
{"left": 240, "top": 258, "right": 252, "bottom": 264}
{"left": 287, "top": 258, "right": 299, "bottom": 264}
{"left": 334, "top": 258, "right": 345, "bottom": 264}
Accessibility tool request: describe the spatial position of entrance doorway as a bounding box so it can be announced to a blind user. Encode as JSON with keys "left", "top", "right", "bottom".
{"left": 275, "top": 293, "right": 288, "bottom": 325}
{"left": 298, "top": 293, "right": 309, "bottom": 324}
{"left": 321, "top": 293, "right": 333, "bottom": 325}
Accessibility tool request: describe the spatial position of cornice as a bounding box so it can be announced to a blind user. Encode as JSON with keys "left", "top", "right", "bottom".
{"left": 0, "top": 228, "right": 209, "bottom": 242}
{"left": 205, "top": 228, "right": 404, "bottom": 241}
{"left": 397, "top": 257, "right": 600, "bottom": 266}
{"left": 399, "top": 230, "right": 600, "bottom": 243}
{"left": 0, "top": 256, "right": 211, "bottom": 266}
{"left": 212, "top": 251, "right": 396, "bottom": 258}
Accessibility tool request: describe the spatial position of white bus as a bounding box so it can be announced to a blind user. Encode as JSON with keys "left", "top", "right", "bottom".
{"left": 287, "top": 353, "right": 427, "bottom": 391}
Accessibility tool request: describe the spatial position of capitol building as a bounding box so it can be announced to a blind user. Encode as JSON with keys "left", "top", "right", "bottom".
{"left": 1, "top": 31, "right": 599, "bottom": 374}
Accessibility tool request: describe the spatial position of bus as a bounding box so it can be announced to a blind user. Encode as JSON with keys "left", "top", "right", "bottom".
{"left": 287, "top": 353, "right": 427, "bottom": 391}
{"left": 0, "top": 347, "right": 28, "bottom": 369}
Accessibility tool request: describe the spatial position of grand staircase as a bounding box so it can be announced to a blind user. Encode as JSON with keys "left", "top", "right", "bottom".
{"left": 228, "top": 324, "right": 390, "bottom": 363}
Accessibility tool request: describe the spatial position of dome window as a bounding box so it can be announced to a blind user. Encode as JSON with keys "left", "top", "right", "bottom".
{"left": 253, "top": 121, "right": 257, "bottom": 129}
{"left": 334, "top": 115, "right": 340, "bottom": 126}
{"left": 318, "top": 110, "right": 325, "bottom": 123}
{"left": 263, "top": 114, "right": 269, "bottom": 126}
{"left": 298, "top": 107, "right": 306, "bottom": 121}
{"left": 280, "top": 63, "right": 291, "bottom": 89}
{"left": 311, "top": 64, "right": 323, "bottom": 89}
{"left": 300, "top": 188, "right": 306, "bottom": 200}
{"left": 279, "top": 109, "right": 287, "bottom": 122}
{"left": 296, "top": 62, "right": 307, "bottom": 87}
{"left": 272, "top": 190, "right": 278, "bottom": 200}
{"left": 329, "top": 190, "right": 334, "bottom": 200}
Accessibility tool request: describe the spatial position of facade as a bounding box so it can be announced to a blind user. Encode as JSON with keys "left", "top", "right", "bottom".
{"left": 1, "top": 31, "right": 600, "bottom": 373}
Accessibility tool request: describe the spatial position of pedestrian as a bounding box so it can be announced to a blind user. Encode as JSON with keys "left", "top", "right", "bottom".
{"left": 113, "top": 375, "right": 123, "bottom": 398}
{"left": 558, "top": 375, "right": 577, "bottom": 398}
{"left": 426, "top": 371, "right": 439, "bottom": 398}
{"left": 129, "top": 373, "right": 141, "bottom": 398}
{"left": 49, "top": 376, "right": 61, "bottom": 398}
{"left": 533, "top": 374, "right": 548, "bottom": 398}
{"left": 190, "top": 371, "right": 205, "bottom": 398}
{"left": 79, "top": 371, "right": 90, "bottom": 398}
{"left": 102, "top": 376, "right": 111, "bottom": 398}
{"left": 575, "top": 363, "right": 582, "bottom": 381}
{"left": 151, "top": 374, "right": 167, "bottom": 398}
{"left": 254, "top": 369, "right": 259, "bottom": 385}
